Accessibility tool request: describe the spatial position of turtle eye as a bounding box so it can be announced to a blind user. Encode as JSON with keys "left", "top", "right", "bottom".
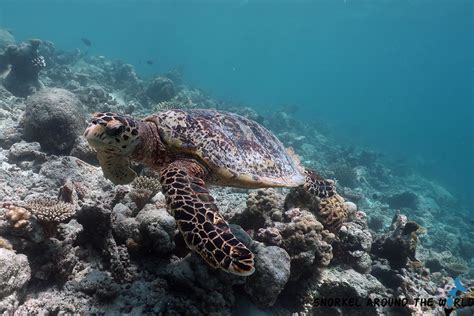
{"left": 106, "top": 125, "right": 125, "bottom": 136}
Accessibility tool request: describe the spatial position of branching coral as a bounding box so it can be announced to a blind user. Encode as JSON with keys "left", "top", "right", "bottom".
{"left": 27, "top": 197, "right": 76, "bottom": 223}
{"left": 26, "top": 196, "right": 76, "bottom": 236}
{"left": 131, "top": 176, "right": 162, "bottom": 196}
{"left": 129, "top": 176, "right": 162, "bottom": 210}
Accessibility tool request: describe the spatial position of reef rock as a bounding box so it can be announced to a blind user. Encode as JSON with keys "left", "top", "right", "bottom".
{"left": 245, "top": 244, "right": 291, "bottom": 308}
{"left": 163, "top": 254, "right": 244, "bottom": 315}
{"left": 70, "top": 136, "right": 98, "bottom": 165}
{"left": 7, "top": 141, "right": 47, "bottom": 171}
{"left": 332, "top": 220, "right": 373, "bottom": 274}
{"left": 135, "top": 205, "right": 176, "bottom": 255}
{"left": 312, "top": 267, "right": 388, "bottom": 315}
{"left": 0, "top": 248, "right": 31, "bottom": 312}
{"left": 22, "top": 88, "right": 86, "bottom": 154}
{"left": 145, "top": 77, "right": 176, "bottom": 103}
{"left": 372, "top": 213, "right": 423, "bottom": 269}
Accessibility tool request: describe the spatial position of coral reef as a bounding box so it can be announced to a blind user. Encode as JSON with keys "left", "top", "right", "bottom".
{"left": 0, "top": 39, "right": 46, "bottom": 97}
{"left": 317, "top": 194, "right": 349, "bottom": 232}
{"left": 25, "top": 196, "right": 76, "bottom": 237}
{"left": 235, "top": 188, "right": 285, "bottom": 230}
{"left": 135, "top": 205, "right": 176, "bottom": 254}
{"left": 0, "top": 36, "right": 471, "bottom": 316}
{"left": 237, "top": 189, "right": 337, "bottom": 281}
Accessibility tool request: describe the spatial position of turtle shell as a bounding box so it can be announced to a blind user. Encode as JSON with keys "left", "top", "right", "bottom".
{"left": 144, "top": 109, "right": 305, "bottom": 188}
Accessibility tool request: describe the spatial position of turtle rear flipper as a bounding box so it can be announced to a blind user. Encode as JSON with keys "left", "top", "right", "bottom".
{"left": 96, "top": 151, "right": 137, "bottom": 185}
{"left": 160, "top": 159, "right": 255, "bottom": 276}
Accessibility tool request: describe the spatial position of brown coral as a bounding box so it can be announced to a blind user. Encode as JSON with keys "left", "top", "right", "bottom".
{"left": 278, "top": 208, "right": 335, "bottom": 280}
{"left": 235, "top": 188, "right": 285, "bottom": 230}
{"left": 0, "top": 237, "right": 13, "bottom": 250}
{"left": 284, "top": 187, "right": 348, "bottom": 233}
{"left": 317, "top": 193, "right": 348, "bottom": 233}
{"left": 3, "top": 202, "right": 31, "bottom": 229}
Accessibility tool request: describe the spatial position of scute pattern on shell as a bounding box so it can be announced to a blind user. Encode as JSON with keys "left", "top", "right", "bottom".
{"left": 145, "top": 109, "right": 305, "bottom": 187}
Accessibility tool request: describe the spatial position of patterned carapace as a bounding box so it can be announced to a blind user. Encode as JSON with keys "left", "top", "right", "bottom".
{"left": 145, "top": 109, "right": 306, "bottom": 188}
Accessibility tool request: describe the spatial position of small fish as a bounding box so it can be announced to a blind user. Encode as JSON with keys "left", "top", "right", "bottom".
{"left": 81, "top": 38, "right": 92, "bottom": 47}
{"left": 146, "top": 60, "right": 154, "bottom": 65}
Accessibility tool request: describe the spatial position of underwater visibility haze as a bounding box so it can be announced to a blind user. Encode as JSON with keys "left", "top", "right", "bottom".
{"left": 0, "top": 0, "right": 472, "bottom": 315}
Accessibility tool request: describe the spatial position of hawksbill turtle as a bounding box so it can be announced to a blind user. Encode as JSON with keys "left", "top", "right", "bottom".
{"left": 84, "top": 109, "right": 346, "bottom": 276}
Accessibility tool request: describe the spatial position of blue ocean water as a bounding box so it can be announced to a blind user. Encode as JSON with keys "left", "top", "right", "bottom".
{"left": 1, "top": 0, "right": 472, "bottom": 205}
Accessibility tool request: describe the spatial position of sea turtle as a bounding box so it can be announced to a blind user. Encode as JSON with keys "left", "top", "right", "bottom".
{"left": 84, "top": 109, "right": 344, "bottom": 276}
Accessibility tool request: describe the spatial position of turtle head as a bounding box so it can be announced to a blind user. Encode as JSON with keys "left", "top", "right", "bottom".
{"left": 84, "top": 112, "right": 141, "bottom": 185}
{"left": 84, "top": 112, "right": 140, "bottom": 156}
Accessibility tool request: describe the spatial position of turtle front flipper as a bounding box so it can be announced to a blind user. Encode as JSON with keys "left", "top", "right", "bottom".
{"left": 160, "top": 159, "right": 255, "bottom": 276}
{"left": 96, "top": 151, "right": 137, "bottom": 185}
